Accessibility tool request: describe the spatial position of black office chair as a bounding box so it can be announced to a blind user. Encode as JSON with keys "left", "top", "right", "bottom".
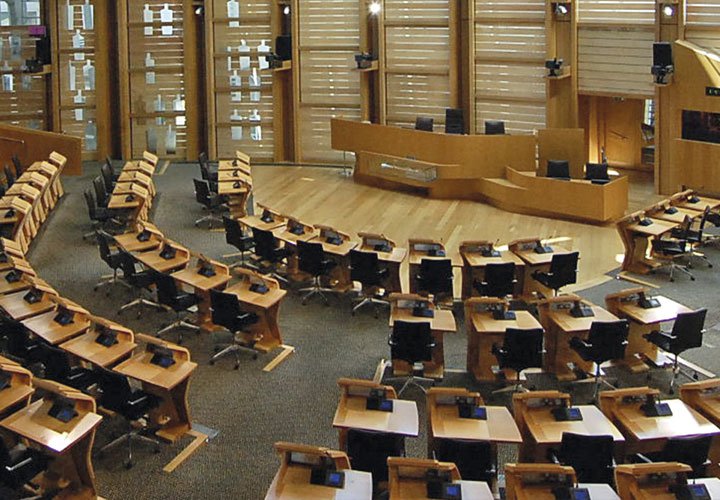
{"left": 346, "top": 429, "right": 405, "bottom": 493}
{"left": 636, "top": 436, "right": 712, "bottom": 478}
{"left": 3, "top": 321, "right": 42, "bottom": 365}
{"left": 444, "top": 108, "right": 464, "bottom": 135}
{"left": 3, "top": 166, "right": 15, "bottom": 189}
{"left": 386, "top": 320, "right": 436, "bottom": 396}
{"left": 672, "top": 208, "right": 713, "bottom": 269}
{"left": 433, "top": 438, "right": 495, "bottom": 483}
{"left": 297, "top": 240, "right": 337, "bottom": 306}
{"left": 153, "top": 272, "right": 200, "bottom": 344}
{"left": 104, "top": 156, "right": 120, "bottom": 182}
{"left": 116, "top": 250, "right": 165, "bottom": 317}
{"left": 349, "top": 249, "right": 388, "bottom": 318}
{"left": 569, "top": 320, "right": 629, "bottom": 402}
{"left": 547, "top": 160, "right": 571, "bottom": 180}
{"left": 199, "top": 161, "right": 219, "bottom": 192}
{"left": 643, "top": 308, "right": 707, "bottom": 393}
{"left": 548, "top": 432, "right": 615, "bottom": 484}
{"left": 531, "top": 251, "right": 579, "bottom": 296}
{"left": 83, "top": 189, "right": 122, "bottom": 241}
{"left": 209, "top": 289, "right": 260, "bottom": 369}
{"left": 650, "top": 237, "right": 694, "bottom": 282}
{"left": 222, "top": 215, "right": 256, "bottom": 269}
{"left": 193, "top": 178, "right": 225, "bottom": 229}
{"left": 474, "top": 262, "right": 516, "bottom": 298}
{"left": 94, "top": 230, "right": 131, "bottom": 294}
{"left": 198, "top": 152, "right": 217, "bottom": 175}
{"left": 95, "top": 366, "right": 162, "bottom": 469}
{"left": 252, "top": 228, "right": 290, "bottom": 284}
{"left": 93, "top": 175, "right": 110, "bottom": 208}
{"left": 585, "top": 162, "right": 610, "bottom": 185}
{"left": 37, "top": 343, "right": 97, "bottom": 392}
{"left": 415, "top": 116, "right": 434, "bottom": 132}
{"left": 0, "top": 439, "right": 48, "bottom": 494}
{"left": 100, "top": 162, "right": 116, "bottom": 191}
{"left": 10, "top": 155, "right": 23, "bottom": 177}
{"left": 416, "top": 258, "right": 453, "bottom": 305}
{"left": 484, "top": 120, "right": 505, "bottom": 135}
{"left": 491, "top": 328, "right": 544, "bottom": 393}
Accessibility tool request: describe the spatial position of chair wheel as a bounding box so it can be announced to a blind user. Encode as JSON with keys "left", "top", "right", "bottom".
{"left": 691, "top": 277, "right": 696, "bottom": 281}
{"left": 709, "top": 264, "right": 713, "bottom": 268}
{"left": 234, "top": 364, "right": 240, "bottom": 370}
{"left": 670, "top": 278, "right": 675, "bottom": 282}
{"left": 93, "top": 286, "right": 98, "bottom": 292}
{"left": 125, "top": 461, "right": 133, "bottom": 469}
{"left": 301, "top": 300, "right": 307, "bottom": 306}
{"left": 209, "top": 360, "right": 215, "bottom": 365}
{"left": 154, "top": 447, "right": 161, "bottom": 454}
{"left": 669, "top": 388, "right": 674, "bottom": 395}
{"left": 351, "top": 311, "right": 355, "bottom": 316}
{"left": 253, "top": 354, "right": 258, "bottom": 360}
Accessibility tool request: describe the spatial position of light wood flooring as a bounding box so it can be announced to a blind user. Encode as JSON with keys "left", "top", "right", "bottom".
{"left": 251, "top": 166, "right": 663, "bottom": 291}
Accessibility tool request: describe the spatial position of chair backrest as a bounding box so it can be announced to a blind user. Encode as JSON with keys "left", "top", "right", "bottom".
{"left": 547, "top": 160, "right": 570, "bottom": 179}
{"left": 154, "top": 272, "right": 180, "bottom": 305}
{"left": 558, "top": 432, "right": 615, "bottom": 484}
{"left": 105, "top": 156, "right": 116, "bottom": 176}
{"left": 253, "top": 228, "right": 279, "bottom": 260}
{"left": 193, "top": 178, "right": 211, "bottom": 205}
{"left": 549, "top": 252, "right": 579, "bottom": 287}
{"left": 100, "top": 162, "right": 114, "bottom": 189}
{"left": 95, "top": 230, "right": 114, "bottom": 264}
{"left": 349, "top": 249, "right": 382, "bottom": 285}
{"left": 415, "top": 116, "right": 434, "bottom": 132}
{"left": 95, "top": 365, "right": 134, "bottom": 411}
{"left": 84, "top": 189, "right": 98, "bottom": 219}
{"left": 497, "top": 328, "right": 544, "bottom": 372}
{"left": 586, "top": 320, "right": 629, "bottom": 363}
{"left": 3, "top": 166, "right": 14, "bottom": 188}
{"left": 0, "top": 438, "right": 11, "bottom": 466}
{"left": 223, "top": 215, "right": 243, "bottom": 246}
{"left": 93, "top": 176, "right": 107, "bottom": 203}
{"left": 346, "top": 429, "right": 405, "bottom": 485}
{"left": 484, "top": 120, "right": 505, "bottom": 135}
{"left": 434, "top": 438, "right": 494, "bottom": 482}
{"left": 445, "top": 108, "right": 464, "bottom": 135}
{"left": 199, "top": 163, "right": 213, "bottom": 183}
{"left": 198, "top": 152, "right": 209, "bottom": 169}
{"left": 39, "top": 342, "right": 71, "bottom": 380}
{"left": 671, "top": 308, "right": 707, "bottom": 352}
{"left": 419, "top": 258, "right": 453, "bottom": 294}
{"left": 390, "top": 320, "right": 434, "bottom": 364}
{"left": 659, "top": 435, "right": 712, "bottom": 478}
{"left": 482, "top": 262, "right": 516, "bottom": 297}
{"left": 297, "top": 240, "right": 325, "bottom": 276}
{"left": 697, "top": 206, "right": 711, "bottom": 234}
{"left": 117, "top": 250, "right": 139, "bottom": 279}
{"left": 585, "top": 162, "right": 609, "bottom": 180}
{"left": 11, "top": 155, "right": 23, "bottom": 176}
{"left": 210, "top": 289, "right": 243, "bottom": 328}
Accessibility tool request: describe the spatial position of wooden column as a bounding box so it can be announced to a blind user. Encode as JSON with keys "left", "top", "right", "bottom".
{"left": 546, "top": 0, "right": 578, "bottom": 129}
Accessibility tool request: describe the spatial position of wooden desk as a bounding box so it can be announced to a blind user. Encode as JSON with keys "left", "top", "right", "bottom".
{"left": 218, "top": 169, "right": 252, "bottom": 183}
{"left": 1, "top": 380, "right": 102, "bottom": 499}
{"left": 646, "top": 206, "right": 699, "bottom": 224}
{"left": 617, "top": 213, "right": 678, "bottom": 275}
{"left": 114, "top": 229, "right": 163, "bottom": 253}
{"left": 314, "top": 225, "right": 357, "bottom": 291}
{"left": 465, "top": 298, "right": 542, "bottom": 381}
{"left": 389, "top": 294, "right": 457, "bottom": 379}
{"left": 239, "top": 211, "right": 287, "bottom": 232}
{"left": 113, "top": 334, "right": 197, "bottom": 442}
{"left": 265, "top": 466, "right": 372, "bottom": 500}
{"left": 0, "top": 359, "right": 33, "bottom": 417}
{"left": 60, "top": 319, "right": 137, "bottom": 367}
{"left": 606, "top": 288, "right": 691, "bottom": 372}
{"left": 407, "top": 239, "right": 460, "bottom": 297}
{"left": 615, "top": 462, "right": 715, "bottom": 500}
{"left": 108, "top": 192, "right": 141, "bottom": 210}
{"left": 670, "top": 190, "right": 720, "bottom": 212}
{"left": 172, "top": 258, "right": 231, "bottom": 330}
{"left": 680, "top": 380, "right": 720, "bottom": 454}
{"left": 459, "top": 241, "right": 525, "bottom": 299}
{"left": 21, "top": 308, "right": 91, "bottom": 345}
{"left": 509, "top": 238, "right": 574, "bottom": 298}
{"left": 0, "top": 287, "right": 56, "bottom": 320}
{"left": 224, "top": 269, "right": 287, "bottom": 352}
{"left": 273, "top": 219, "right": 319, "bottom": 246}
{"left": 387, "top": 457, "right": 492, "bottom": 500}
{"left": 134, "top": 242, "right": 190, "bottom": 273}
{"left": 358, "top": 233, "right": 407, "bottom": 293}
{"left": 538, "top": 296, "right": 620, "bottom": 380}
{"left": 218, "top": 179, "right": 251, "bottom": 219}
{"left": 0, "top": 269, "right": 32, "bottom": 295}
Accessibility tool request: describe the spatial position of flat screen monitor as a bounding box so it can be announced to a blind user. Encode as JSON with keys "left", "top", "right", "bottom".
{"left": 484, "top": 120, "right": 505, "bottom": 135}
{"left": 547, "top": 160, "right": 570, "bottom": 180}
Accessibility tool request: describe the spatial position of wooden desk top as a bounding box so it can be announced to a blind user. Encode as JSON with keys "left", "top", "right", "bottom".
{"left": 461, "top": 249, "right": 525, "bottom": 268}
{"left": 357, "top": 243, "right": 407, "bottom": 264}
{"left": 524, "top": 405, "right": 625, "bottom": 445}
{"left": 390, "top": 308, "right": 457, "bottom": 332}
{"left": 647, "top": 207, "right": 699, "bottom": 224}
{"left": 333, "top": 396, "right": 419, "bottom": 437}
{"left": 676, "top": 196, "right": 720, "bottom": 211}
{"left": 114, "top": 352, "right": 197, "bottom": 390}
{"left": 0, "top": 272, "right": 30, "bottom": 295}
{"left": 511, "top": 483, "right": 619, "bottom": 500}
{"left": 0, "top": 384, "right": 33, "bottom": 414}
{"left": 431, "top": 404, "right": 521, "bottom": 443}
{"left": 408, "top": 250, "right": 462, "bottom": 267}
{"left": 471, "top": 310, "right": 541, "bottom": 334}
{"left": 238, "top": 215, "right": 285, "bottom": 232}
{"left": 629, "top": 478, "right": 720, "bottom": 499}
{"left": 547, "top": 305, "right": 619, "bottom": 333}
{"left": 108, "top": 193, "right": 141, "bottom": 210}
{"left": 625, "top": 218, "right": 677, "bottom": 236}
{"left": 1, "top": 399, "right": 102, "bottom": 453}
{"left": 218, "top": 169, "right": 252, "bottom": 183}
{"left": 273, "top": 226, "right": 319, "bottom": 245}
{"left": 613, "top": 399, "right": 719, "bottom": 442}
{"left": 512, "top": 247, "right": 573, "bottom": 266}
{"left": 319, "top": 238, "right": 358, "bottom": 257}
{"left": 615, "top": 296, "right": 692, "bottom": 325}
{"left": 60, "top": 330, "right": 137, "bottom": 367}
{"left": 134, "top": 246, "right": 190, "bottom": 273}
{"left": 0, "top": 289, "right": 54, "bottom": 320}
{"left": 117, "top": 170, "right": 140, "bottom": 183}
{"left": 218, "top": 181, "right": 250, "bottom": 196}
{"left": 225, "top": 281, "right": 287, "bottom": 309}
{"left": 114, "top": 230, "right": 163, "bottom": 253}
{"left": 392, "top": 479, "right": 493, "bottom": 499}
{"left": 21, "top": 310, "right": 91, "bottom": 345}
{"left": 265, "top": 466, "right": 372, "bottom": 500}
{"left": 172, "top": 266, "right": 231, "bottom": 292}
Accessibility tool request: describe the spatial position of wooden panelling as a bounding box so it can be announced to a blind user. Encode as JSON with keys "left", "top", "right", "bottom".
{"left": 577, "top": 0, "right": 655, "bottom": 24}
{"left": 686, "top": 0, "right": 720, "bottom": 51}
{"left": 0, "top": 123, "right": 82, "bottom": 175}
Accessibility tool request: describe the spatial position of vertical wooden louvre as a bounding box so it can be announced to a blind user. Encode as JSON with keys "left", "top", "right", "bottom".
{"left": 686, "top": 1, "right": 720, "bottom": 53}
{"left": 384, "top": 0, "right": 452, "bottom": 128}
{"left": 474, "top": 0, "right": 546, "bottom": 134}
{"left": 577, "top": 0, "right": 655, "bottom": 97}
{"left": 208, "top": 0, "right": 274, "bottom": 161}
{"left": 297, "top": 0, "right": 361, "bottom": 163}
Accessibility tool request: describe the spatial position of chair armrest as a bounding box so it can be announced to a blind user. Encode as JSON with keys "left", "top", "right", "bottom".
{"left": 646, "top": 330, "right": 676, "bottom": 342}
{"left": 127, "top": 394, "right": 150, "bottom": 407}
{"left": 633, "top": 453, "right": 652, "bottom": 464}
{"left": 546, "top": 448, "right": 561, "bottom": 464}
{"left": 569, "top": 336, "right": 590, "bottom": 350}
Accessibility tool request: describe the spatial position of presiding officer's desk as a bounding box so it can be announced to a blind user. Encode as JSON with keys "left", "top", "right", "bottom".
{"left": 0, "top": 276, "right": 57, "bottom": 321}
{"left": 599, "top": 387, "right": 720, "bottom": 474}
{"left": 60, "top": 315, "right": 137, "bottom": 368}
{"left": 0, "top": 356, "right": 33, "bottom": 417}
{"left": 387, "top": 457, "right": 493, "bottom": 500}
{"left": 512, "top": 390, "right": 625, "bottom": 462}
{"left": 615, "top": 462, "right": 720, "bottom": 500}
{"left": 388, "top": 293, "right": 457, "bottom": 379}
{"left": 1, "top": 378, "right": 103, "bottom": 499}
{"left": 464, "top": 297, "right": 542, "bottom": 382}
{"left": 616, "top": 211, "right": 679, "bottom": 275}
{"left": 113, "top": 333, "right": 197, "bottom": 443}
{"left": 332, "top": 378, "right": 418, "bottom": 451}
{"left": 223, "top": 268, "right": 287, "bottom": 353}
{"left": 508, "top": 237, "right": 575, "bottom": 298}
{"left": 459, "top": 240, "right": 524, "bottom": 300}
{"left": 504, "top": 463, "right": 620, "bottom": 500}
{"left": 265, "top": 442, "right": 372, "bottom": 500}
{"left": 357, "top": 232, "right": 406, "bottom": 294}
{"left": 538, "top": 295, "right": 620, "bottom": 381}
{"left": 314, "top": 225, "right": 357, "bottom": 291}
{"left": 605, "top": 287, "right": 692, "bottom": 372}
{"left": 21, "top": 295, "right": 91, "bottom": 345}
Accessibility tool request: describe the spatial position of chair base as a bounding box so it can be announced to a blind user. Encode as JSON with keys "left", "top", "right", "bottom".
{"left": 352, "top": 296, "right": 389, "bottom": 318}
{"left": 210, "top": 339, "right": 259, "bottom": 370}
{"left": 384, "top": 375, "right": 435, "bottom": 397}
{"left": 300, "top": 277, "right": 337, "bottom": 306}
{"left": 99, "top": 429, "right": 160, "bottom": 469}
{"left": 651, "top": 261, "right": 695, "bottom": 282}
{"left": 223, "top": 252, "right": 259, "bottom": 270}
{"left": 118, "top": 297, "right": 166, "bottom": 317}
{"left": 94, "top": 270, "right": 133, "bottom": 294}
{"left": 195, "top": 213, "right": 224, "bottom": 229}
{"left": 156, "top": 317, "right": 200, "bottom": 345}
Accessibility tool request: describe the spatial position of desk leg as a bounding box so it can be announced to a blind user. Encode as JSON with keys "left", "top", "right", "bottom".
{"left": 623, "top": 320, "right": 669, "bottom": 372}
{"left": 521, "top": 263, "right": 552, "bottom": 299}
{"left": 44, "top": 432, "right": 97, "bottom": 499}
{"left": 384, "top": 262, "right": 402, "bottom": 294}
{"left": 328, "top": 254, "right": 352, "bottom": 292}
{"left": 195, "top": 289, "right": 213, "bottom": 331}
{"left": 338, "top": 428, "right": 348, "bottom": 451}
{"left": 625, "top": 234, "right": 663, "bottom": 275}
{"left": 468, "top": 331, "right": 503, "bottom": 382}
{"left": 249, "top": 303, "right": 283, "bottom": 353}
{"left": 408, "top": 263, "right": 419, "bottom": 294}
{"left": 709, "top": 435, "right": 720, "bottom": 477}
{"left": 147, "top": 378, "right": 193, "bottom": 443}
{"left": 424, "top": 330, "right": 445, "bottom": 380}
{"left": 461, "top": 266, "right": 474, "bottom": 301}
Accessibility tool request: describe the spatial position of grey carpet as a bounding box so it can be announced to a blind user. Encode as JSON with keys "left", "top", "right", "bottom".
{"left": 20, "top": 162, "right": 720, "bottom": 499}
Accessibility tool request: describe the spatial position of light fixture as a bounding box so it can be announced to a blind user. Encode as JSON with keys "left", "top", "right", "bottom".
{"left": 553, "top": 2, "right": 570, "bottom": 16}
{"left": 662, "top": 4, "right": 675, "bottom": 17}
{"left": 283, "top": 5, "right": 290, "bottom": 15}
{"left": 369, "top": 2, "right": 382, "bottom": 15}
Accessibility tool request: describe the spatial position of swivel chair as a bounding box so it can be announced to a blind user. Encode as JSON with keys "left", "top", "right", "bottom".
{"left": 636, "top": 435, "right": 712, "bottom": 478}
{"left": 416, "top": 258, "right": 453, "bottom": 306}
{"left": 386, "top": 320, "right": 436, "bottom": 396}
{"left": 37, "top": 343, "right": 97, "bottom": 392}
{"left": 444, "top": 108, "right": 464, "bottom": 135}
{"left": 346, "top": 429, "right": 405, "bottom": 494}
{"left": 672, "top": 209, "right": 713, "bottom": 268}
{"left": 547, "top": 160, "right": 571, "bottom": 180}
{"left": 474, "top": 262, "right": 516, "bottom": 298}
{"left": 100, "top": 162, "right": 116, "bottom": 191}
{"left": 491, "top": 327, "right": 544, "bottom": 393}
{"left": 484, "top": 120, "right": 505, "bottom": 135}
{"left": 94, "top": 230, "right": 131, "bottom": 293}
{"left": 10, "top": 155, "right": 24, "bottom": 177}
{"left": 569, "top": 320, "right": 629, "bottom": 401}
{"left": 531, "top": 251, "right": 579, "bottom": 296}
{"left": 349, "top": 249, "right": 388, "bottom": 318}
{"left": 153, "top": 272, "right": 200, "bottom": 344}
{"left": 193, "top": 178, "right": 225, "bottom": 229}
{"left": 83, "top": 190, "right": 122, "bottom": 241}
{"left": 415, "top": 116, "right": 434, "bottom": 132}
{"left": 209, "top": 289, "right": 260, "bottom": 369}
{"left": 643, "top": 308, "right": 707, "bottom": 393}
{"left": 92, "top": 175, "right": 110, "bottom": 208}
{"left": 3, "top": 166, "right": 15, "bottom": 189}
{"left": 222, "top": 215, "right": 256, "bottom": 269}
{"left": 116, "top": 250, "right": 165, "bottom": 317}
{"left": 585, "top": 162, "right": 610, "bottom": 185}
{"left": 434, "top": 438, "right": 495, "bottom": 483}
{"left": 548, "top": 432, "right": 615, "bottom": 484}
{"left": 0, "top": 439, "right": 48, "bottom": 494}
{"left": 252, "top": 227, "right": 290, "bottom": 284}
{"left": 297, "top": 240, "right": 337, "bottom": 305}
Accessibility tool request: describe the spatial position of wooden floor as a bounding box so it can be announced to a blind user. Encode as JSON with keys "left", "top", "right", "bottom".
{"left": 252, "top": 166, "right": 663, "bottom": 291}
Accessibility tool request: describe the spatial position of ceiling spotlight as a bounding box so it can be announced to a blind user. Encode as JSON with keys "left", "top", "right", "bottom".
{"left": 369, "top": 2, "right": 382, "bottom": 15}
{"left": 283, "top": 5, "right": 290, "bottom": 15}
{"left": 662, "top": 4, "right": 675, "bottom": 17}
{"left": 553, "top": 3, "right": 569, "bottom": 16}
